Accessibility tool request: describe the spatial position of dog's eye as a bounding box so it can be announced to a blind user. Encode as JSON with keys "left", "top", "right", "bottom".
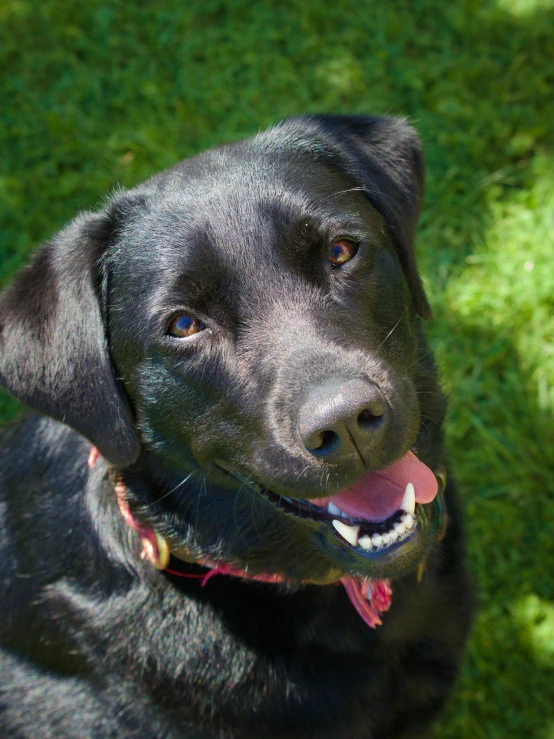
{"left": 167, "top": 314, "right": 206, "bottom": 338}
{"left": 329, "top": 239, "right": 358, "bottom": 267}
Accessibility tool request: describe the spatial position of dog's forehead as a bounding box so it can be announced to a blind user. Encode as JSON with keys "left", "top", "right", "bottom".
{"left": 119, "top": 143, "right": 383, "bottom": 279}
{"left": 107, "top": 140, "right": 389, "bottom": 331}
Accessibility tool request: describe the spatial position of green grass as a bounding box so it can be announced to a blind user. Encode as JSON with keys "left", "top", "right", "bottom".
{"left": 1, "top": 0, "right": 553, "bottom": 735}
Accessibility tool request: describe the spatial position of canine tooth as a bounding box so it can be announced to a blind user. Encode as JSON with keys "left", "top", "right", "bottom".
{"left": 358, "top": 535, "right": 373, "bottom": 550}
{"left": 401, "top": 513, "right": 414, "bottom": 528}
{"left": 332, "top": 520, "right": 359, "bottom": 546}
{"left": 328, "top": 501, "right": 343, "bottom": 517}
{"left": 388, "top": 529, "right": 399, "bottom": 542}
{"left": 394, "top": 522, "right": 406, "bottom": 535}
{"left": 381, "top": 532, "right": 391, "bottom": 545}
{"left": 400, "top": 482, "right": 416, "bottom": 514}
{"left": 371, "top": 533, "right": 383, "bottom": 547}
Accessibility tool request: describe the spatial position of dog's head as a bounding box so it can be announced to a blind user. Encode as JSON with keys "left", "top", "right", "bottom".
{"left": 0, "top": 116, "right": 445, "bottom": 583}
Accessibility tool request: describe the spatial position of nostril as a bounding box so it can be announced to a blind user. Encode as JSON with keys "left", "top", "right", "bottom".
{"left": 309, "top": 429, "right": 340, "bottom": 456}
{"left": 358, "top": 407, "right": 386, "bottom": 429}
{"left": 298, "top": 378, "right": 389, "bottom": 459}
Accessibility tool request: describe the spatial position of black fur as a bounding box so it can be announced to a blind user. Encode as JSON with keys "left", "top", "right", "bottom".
{"left": 0, "top": 116, "right": 473, "bottom": 738}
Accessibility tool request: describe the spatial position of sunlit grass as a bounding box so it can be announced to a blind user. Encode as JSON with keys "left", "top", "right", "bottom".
{"left": 497, "top": 0, "right": 554, "bottom": 16}
{"left": 514, "top": 594, "right": 554, "bottom": 666}
{"left": 1, "top": 0, "right": 553, "bottom": 735}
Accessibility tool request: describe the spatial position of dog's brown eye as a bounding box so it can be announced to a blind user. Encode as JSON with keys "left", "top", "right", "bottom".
{"left": 329, "top": 239, "right": 357, "bottom": 267}
{"left": 167, "top": 314, "right": 206, "bottom": 338}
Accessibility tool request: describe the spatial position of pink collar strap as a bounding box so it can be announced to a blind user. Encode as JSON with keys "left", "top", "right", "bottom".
{"left": 88, "top": 446, "right": 392, "bottom": 629}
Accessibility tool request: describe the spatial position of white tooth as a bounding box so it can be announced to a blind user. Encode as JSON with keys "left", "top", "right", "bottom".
{"left": 401, "top": 513, "right": 414, "bottom": 528}
{"left": 332, "top": 520, "right": 359, "bottom": 547}
{"left": 328, "top": 501, "right": 343, "bottom": 517}
{"left": 394, "top": 521, "right": 406, "bottom": 535}
{"left": 388, "top": 529, "right": 399, "bottom": 542}
{"left": 371, "top": 533, "right": 383, "bottom": 547}
{"left": 400, "top": 482, "right": 416, "bottom": 514}
{"left": 366, "top": 588, "right": 373, "bottom": 602}
{"left": 381, "top": 533, "right": 391, "bottom": 545}
{"left": 358, "top": 535, "right": 373, "bottom": 550}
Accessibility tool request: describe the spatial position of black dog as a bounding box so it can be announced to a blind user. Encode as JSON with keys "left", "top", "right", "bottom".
{"left": 0, "top": 116, "right": 472, "bottom": 738}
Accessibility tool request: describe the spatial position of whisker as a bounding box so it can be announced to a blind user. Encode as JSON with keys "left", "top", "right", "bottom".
{"left": 250, "top": 484, "right": 262, "bottom": 539}
{"left": 194, "top": 477, "right": 207, "bottom": 529}
{"left": 415, "top": 390, "right": 446, "bottom": 400}
{"left": 321, "top": 186, "right": 367, "bottom": 201}
{"left": 146, "top": 473, "right": 194, "bottom": 508}
{"left": 407, "top": 348, "right": 436, "bottom": 370}
{"left": 419, "top": 414, "right": 442, "bottom": 429}
{"left": 233, "top": 484, "right": 251, "bottom": 546}
{"left": 375, "top": 310, "right": 406, "bottom": 353}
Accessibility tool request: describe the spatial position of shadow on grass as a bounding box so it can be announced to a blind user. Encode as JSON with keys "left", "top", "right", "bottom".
{"left": 434, "top": 309, "right": 554, "bottom": 738}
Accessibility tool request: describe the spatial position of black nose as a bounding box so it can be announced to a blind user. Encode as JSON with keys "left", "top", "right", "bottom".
{"left": 297, "top": 378, "right": 389, "bottom": 461}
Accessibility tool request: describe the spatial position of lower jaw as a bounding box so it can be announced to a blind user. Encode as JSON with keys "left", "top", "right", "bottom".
{"left": 295, "top": 503, "right": 435, "bottom": 582}
{"left": 158, "top": 460, "right": 447, "bottom": 583}
{"left": 167, "top": 494, "right": 443, "bottom": 586}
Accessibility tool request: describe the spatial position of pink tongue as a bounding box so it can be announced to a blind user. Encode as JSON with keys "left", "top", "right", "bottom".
{"left": 309, "top": 451, "right": 438, "bottom": 522}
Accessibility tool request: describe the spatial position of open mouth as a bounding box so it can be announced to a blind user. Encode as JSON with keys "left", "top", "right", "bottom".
{"left": 219, "top": 450, "right": 440, "bottom": 560}
{"left": 262, "top": 485, "right": 419, "bottom": 553}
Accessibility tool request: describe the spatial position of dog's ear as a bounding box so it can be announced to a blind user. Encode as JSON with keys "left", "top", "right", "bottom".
{"left": 0, "top": 205, "right": 140, "bottom": 466}
{"left": 302, "top": 115, "right": 432, "bottom": 320}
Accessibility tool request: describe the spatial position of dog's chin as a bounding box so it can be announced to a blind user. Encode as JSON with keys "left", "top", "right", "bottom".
{"left": 169, "top": 452, "right": 443, "bottom": 583}
{"left": 134, "top": 446, "right": 445, "bottom": 584}
{"left": 160, "top": 477, "right": 444, "bottom": 585}
{"left": 237, "top": 493, "right": 439, "bottom": 583}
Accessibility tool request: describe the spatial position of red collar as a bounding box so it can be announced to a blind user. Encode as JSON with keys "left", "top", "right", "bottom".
{"left": 88, "top": 446, "right": 392, "bottom": 629}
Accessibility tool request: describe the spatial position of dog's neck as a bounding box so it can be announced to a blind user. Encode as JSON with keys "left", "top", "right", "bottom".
{"left": 89, "top": 446, "right": 394, "bottom": 629}
{"left": 90, "top": 445, "right": 447, "bottom": 631}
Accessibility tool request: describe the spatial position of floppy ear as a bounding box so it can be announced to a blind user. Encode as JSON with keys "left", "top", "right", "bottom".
{"left": 303, "top": 115, "right": 432, "bottom": 320}
{"left": 0, "top": 207, "right": 140, "bottom": 466}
